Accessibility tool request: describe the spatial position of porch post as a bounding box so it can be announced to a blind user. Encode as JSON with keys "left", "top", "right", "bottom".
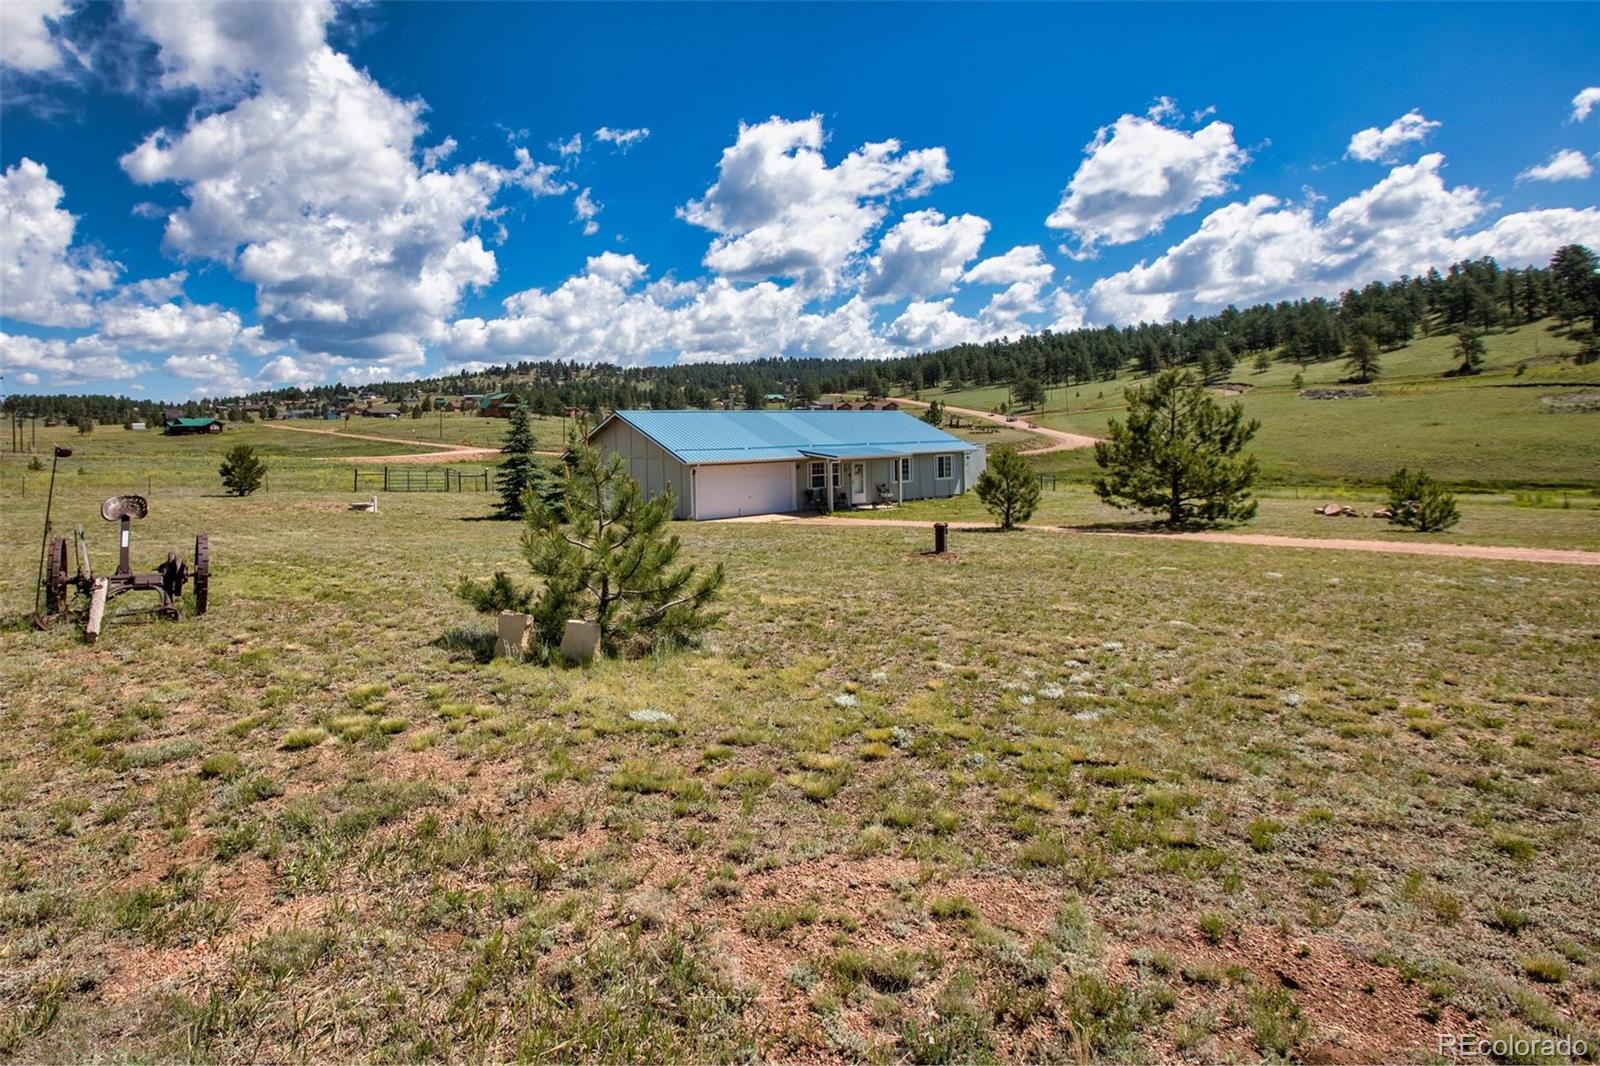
{"left": 898, "top": 454, "right": 904, "bottom": 506}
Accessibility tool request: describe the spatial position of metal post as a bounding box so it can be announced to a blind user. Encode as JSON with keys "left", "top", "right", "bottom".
{"left": 32, "top": 446, "right": 70, "bottom": 616}
{"left": 117, "top": 515, "right": 131, "bottom": 575}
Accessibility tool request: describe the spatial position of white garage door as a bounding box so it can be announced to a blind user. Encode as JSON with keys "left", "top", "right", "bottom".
{"left": 694, "top": 463, "right": 795, "bottom": 519}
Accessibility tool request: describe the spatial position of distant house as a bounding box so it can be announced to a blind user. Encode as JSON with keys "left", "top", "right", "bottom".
{"left": 282, "top": 409, "right": 315, "bottom": 419}
{"left": 561, "top": 405, "right": 583, "bottom": 418}
{"left": 478, "top": 392, "right": 522, "bottom": 418}
{"left": 763, "top": 392, "right": 788, "bottom": 404}
{"left": 362, "top": 404, "right": 401, "bottom": 418}
{"left": 165, "top": 417, "right": 224, "bottom": 436}
{"left": 590, "top": 409, "right": 983, "bottom": 520}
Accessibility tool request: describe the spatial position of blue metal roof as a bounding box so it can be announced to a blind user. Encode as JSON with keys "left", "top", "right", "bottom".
{"left": 597, "top": 410, "right": 976, "bottom": 466}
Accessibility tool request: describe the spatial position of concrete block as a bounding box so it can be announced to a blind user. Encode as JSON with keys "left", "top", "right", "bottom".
{"left": 560, "top": 619, "right": 600, "bottom": 662}
{"left": 494, "top": 611, "right": 533, "bottom": 659}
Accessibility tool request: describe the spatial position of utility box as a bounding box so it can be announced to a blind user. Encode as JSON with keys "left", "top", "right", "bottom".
{"left": 560, "top": 619, "right": 600, "bottom": 663}
{"left": 494, "top": 611, "right": 533, "bottom": 659}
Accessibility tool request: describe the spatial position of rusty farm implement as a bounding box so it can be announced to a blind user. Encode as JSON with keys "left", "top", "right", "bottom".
{"left": 38, "top": 493, "right": 210, "bottom": 641}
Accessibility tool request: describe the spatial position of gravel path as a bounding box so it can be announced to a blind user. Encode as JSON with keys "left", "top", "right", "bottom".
{"left": 889, "top": 397, "right": 1100, "bottom": 454}
{"left": 713, "top": 513, "right": 1600, "bottom": 567}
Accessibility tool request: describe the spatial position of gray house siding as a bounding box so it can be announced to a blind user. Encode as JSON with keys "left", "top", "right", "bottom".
{"left": 791, "top": 448, "right": 983, "bottom": 508}
{"left": 590, "top": 419, "right": 694, "bottom": 519}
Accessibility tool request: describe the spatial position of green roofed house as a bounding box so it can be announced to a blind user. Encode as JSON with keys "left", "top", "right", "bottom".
{"left": 589, "top": 409, "right": 985, "bottom": 520}
{"left": 477, "top": 392, "right": 522, "bottom": 418}
{"left": 164, "top": 417, "right": 224, "bottom": 436}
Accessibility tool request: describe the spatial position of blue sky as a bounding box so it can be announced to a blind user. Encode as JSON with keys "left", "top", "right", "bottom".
{"left": 2, "top": 2, "right": 1596, "bottom": 401}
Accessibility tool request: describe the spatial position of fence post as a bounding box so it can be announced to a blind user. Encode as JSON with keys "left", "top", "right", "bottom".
{"left": 353, "top": 467, "right": 358, "bottom": 492}
{"left": 383, "top": 466, "right": 389, "bottom": 492}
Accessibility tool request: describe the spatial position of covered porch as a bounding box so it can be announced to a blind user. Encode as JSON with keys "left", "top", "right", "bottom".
{"left": 800, "top": 446, "right": 911, "bottom": 513}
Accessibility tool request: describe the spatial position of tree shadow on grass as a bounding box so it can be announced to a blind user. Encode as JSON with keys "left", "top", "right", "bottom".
{"left": 1059, "top": 518, "right": 1239, "bottom": 535}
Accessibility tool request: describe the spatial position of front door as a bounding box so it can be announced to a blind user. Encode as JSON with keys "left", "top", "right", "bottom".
{"left": 849, "top": 462, "right": 867, "bottom": 505}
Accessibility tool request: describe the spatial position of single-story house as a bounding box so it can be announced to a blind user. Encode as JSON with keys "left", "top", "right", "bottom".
{"left": 478, "top": 392, "right": 522, "bottom": 418}
{"left": 362, "top": 404, "right": 401, "bottom": 418}
{"left": 165, "top": 417, "right": 223, "bottom": 436}
{"left": 589, "top": 409, "right": 985, "bottom": 520}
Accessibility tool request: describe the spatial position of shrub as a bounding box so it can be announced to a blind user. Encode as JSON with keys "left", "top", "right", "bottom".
{"left": 219, "top": 445, "right": 267, "bottom": 496}
{"left": 1385, "top": 467, "right": 1460, "bottom": 532}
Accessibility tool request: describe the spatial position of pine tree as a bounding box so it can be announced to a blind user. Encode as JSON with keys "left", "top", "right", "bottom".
{"left": 1093, "top": 369, "right": 1260, "bottom": 527}
{"left": 219, "top": 444, "right": 266, "bottom": 496}
{"left": 519, "top": 444, "right": 725, "bottom": 657}
{"left": 495, "top": 404, "right": 542, "bottom": 518}
{"left": 975, "top": 446, "right": 1041, "bottom": 530}
{"left": 1451, "top": 328, "right": 1486, "bottom": 376}
{"left": 1385, "top": 467, "right": 1459, "bottom": 532}
{"left": 922, "top": 400, "right": 945, "bottom": 426}
{"left": 1344, "top": 332, "right": 1382, "bottom": 383}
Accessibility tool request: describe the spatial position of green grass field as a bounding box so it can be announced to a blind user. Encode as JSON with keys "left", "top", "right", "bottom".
{"left": 0, "top": 421, "right": 505, "bottom": 497}
{"left": 1, "top": 318, "right": 1597, "bottom": 1062}
{"left": 323, "top": 411, "right": 576, "bottom": 450}
{"left": 1, "top": 486, "right": 1596, "bottom": 1061}
{"left": 849, "top": 486, "right": 1600, "bottom": 551}
{"left": 923, "top": 320, "right": 1600, "bottom": 488}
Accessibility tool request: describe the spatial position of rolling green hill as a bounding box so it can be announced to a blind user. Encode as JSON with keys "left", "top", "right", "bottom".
{"left": 926, "top": 320, "right": 1598, "bottom": 488}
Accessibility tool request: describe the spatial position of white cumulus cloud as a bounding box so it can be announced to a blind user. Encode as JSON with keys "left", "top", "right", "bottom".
{"left": 1572, "top": 87, "right": 1600, "bottom": 123}
{"left": 679, "top": 115, "right": 951, "bottom": 292}
{"left": 593, "top": 126, "right": 650, "bottom": 151}
{"left": 0, "top": 0, "right": 71, "bottom": 73}
{"left": 118, "top": 5, "right": 524, "bottom": 364}
{"left": 574, "top": 186, "right": 602, "bottom": 236}
{"left": 861, "top": 209, "right": 989, "bottom": 302}
{"left": 1516, "top": 148, "right": 1594, "bottom": 183}
{"left": 964, "top": 245, "right": 1054, "bottom": 287}
{"left": 1345, "top": 109, "right": 1440, "bottom": 163}
{"left": 0, "top": 158, "right": 118, "bottom": 327}
{"left": 1046, "top": 111, "right": 1247, "bottom": 257}
{"left": 1088, "top": 152, "right": 1600, "bottom": 325}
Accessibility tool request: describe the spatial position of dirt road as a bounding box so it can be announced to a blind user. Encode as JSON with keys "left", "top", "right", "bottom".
{"left": 260, "top": 421, "right": 560, "bottom": 463}
{"left": 713, "top": 513, "right": 1600, "bottom": 567}
{"left": 889, "top": 397, "right": 1100, "bottom": 455}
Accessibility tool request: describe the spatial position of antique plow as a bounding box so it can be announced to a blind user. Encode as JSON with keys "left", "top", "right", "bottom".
{"left": 40, "top": 494, "right": 210, "bottom": 641}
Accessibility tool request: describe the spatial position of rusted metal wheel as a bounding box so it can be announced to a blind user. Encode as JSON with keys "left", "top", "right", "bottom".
{"left": 44, "top": 536, "right": 69, "bottom": 614}
{"left": 193, "top": 534, "right": 210, "bottom": 615}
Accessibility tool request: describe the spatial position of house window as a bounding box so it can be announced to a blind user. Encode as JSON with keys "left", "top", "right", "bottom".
{"left": 810, "top": 461, "right": 826, "bottom": 490}
{"left": 891, "top": 457, "right": 912, "bottom": 483}
{"left": 936, "top": 454, "right": 954, "bottom": 480}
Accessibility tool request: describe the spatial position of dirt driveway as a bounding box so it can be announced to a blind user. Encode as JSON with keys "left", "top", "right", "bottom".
{"left": 714, "top": 513, "right": 1600, "bottom": 567}
{"left": 260, "top": 421, "right": 560, "bottom": 463}
{"left": 890, "top": 397, "right": 1099, "bottom": 455}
